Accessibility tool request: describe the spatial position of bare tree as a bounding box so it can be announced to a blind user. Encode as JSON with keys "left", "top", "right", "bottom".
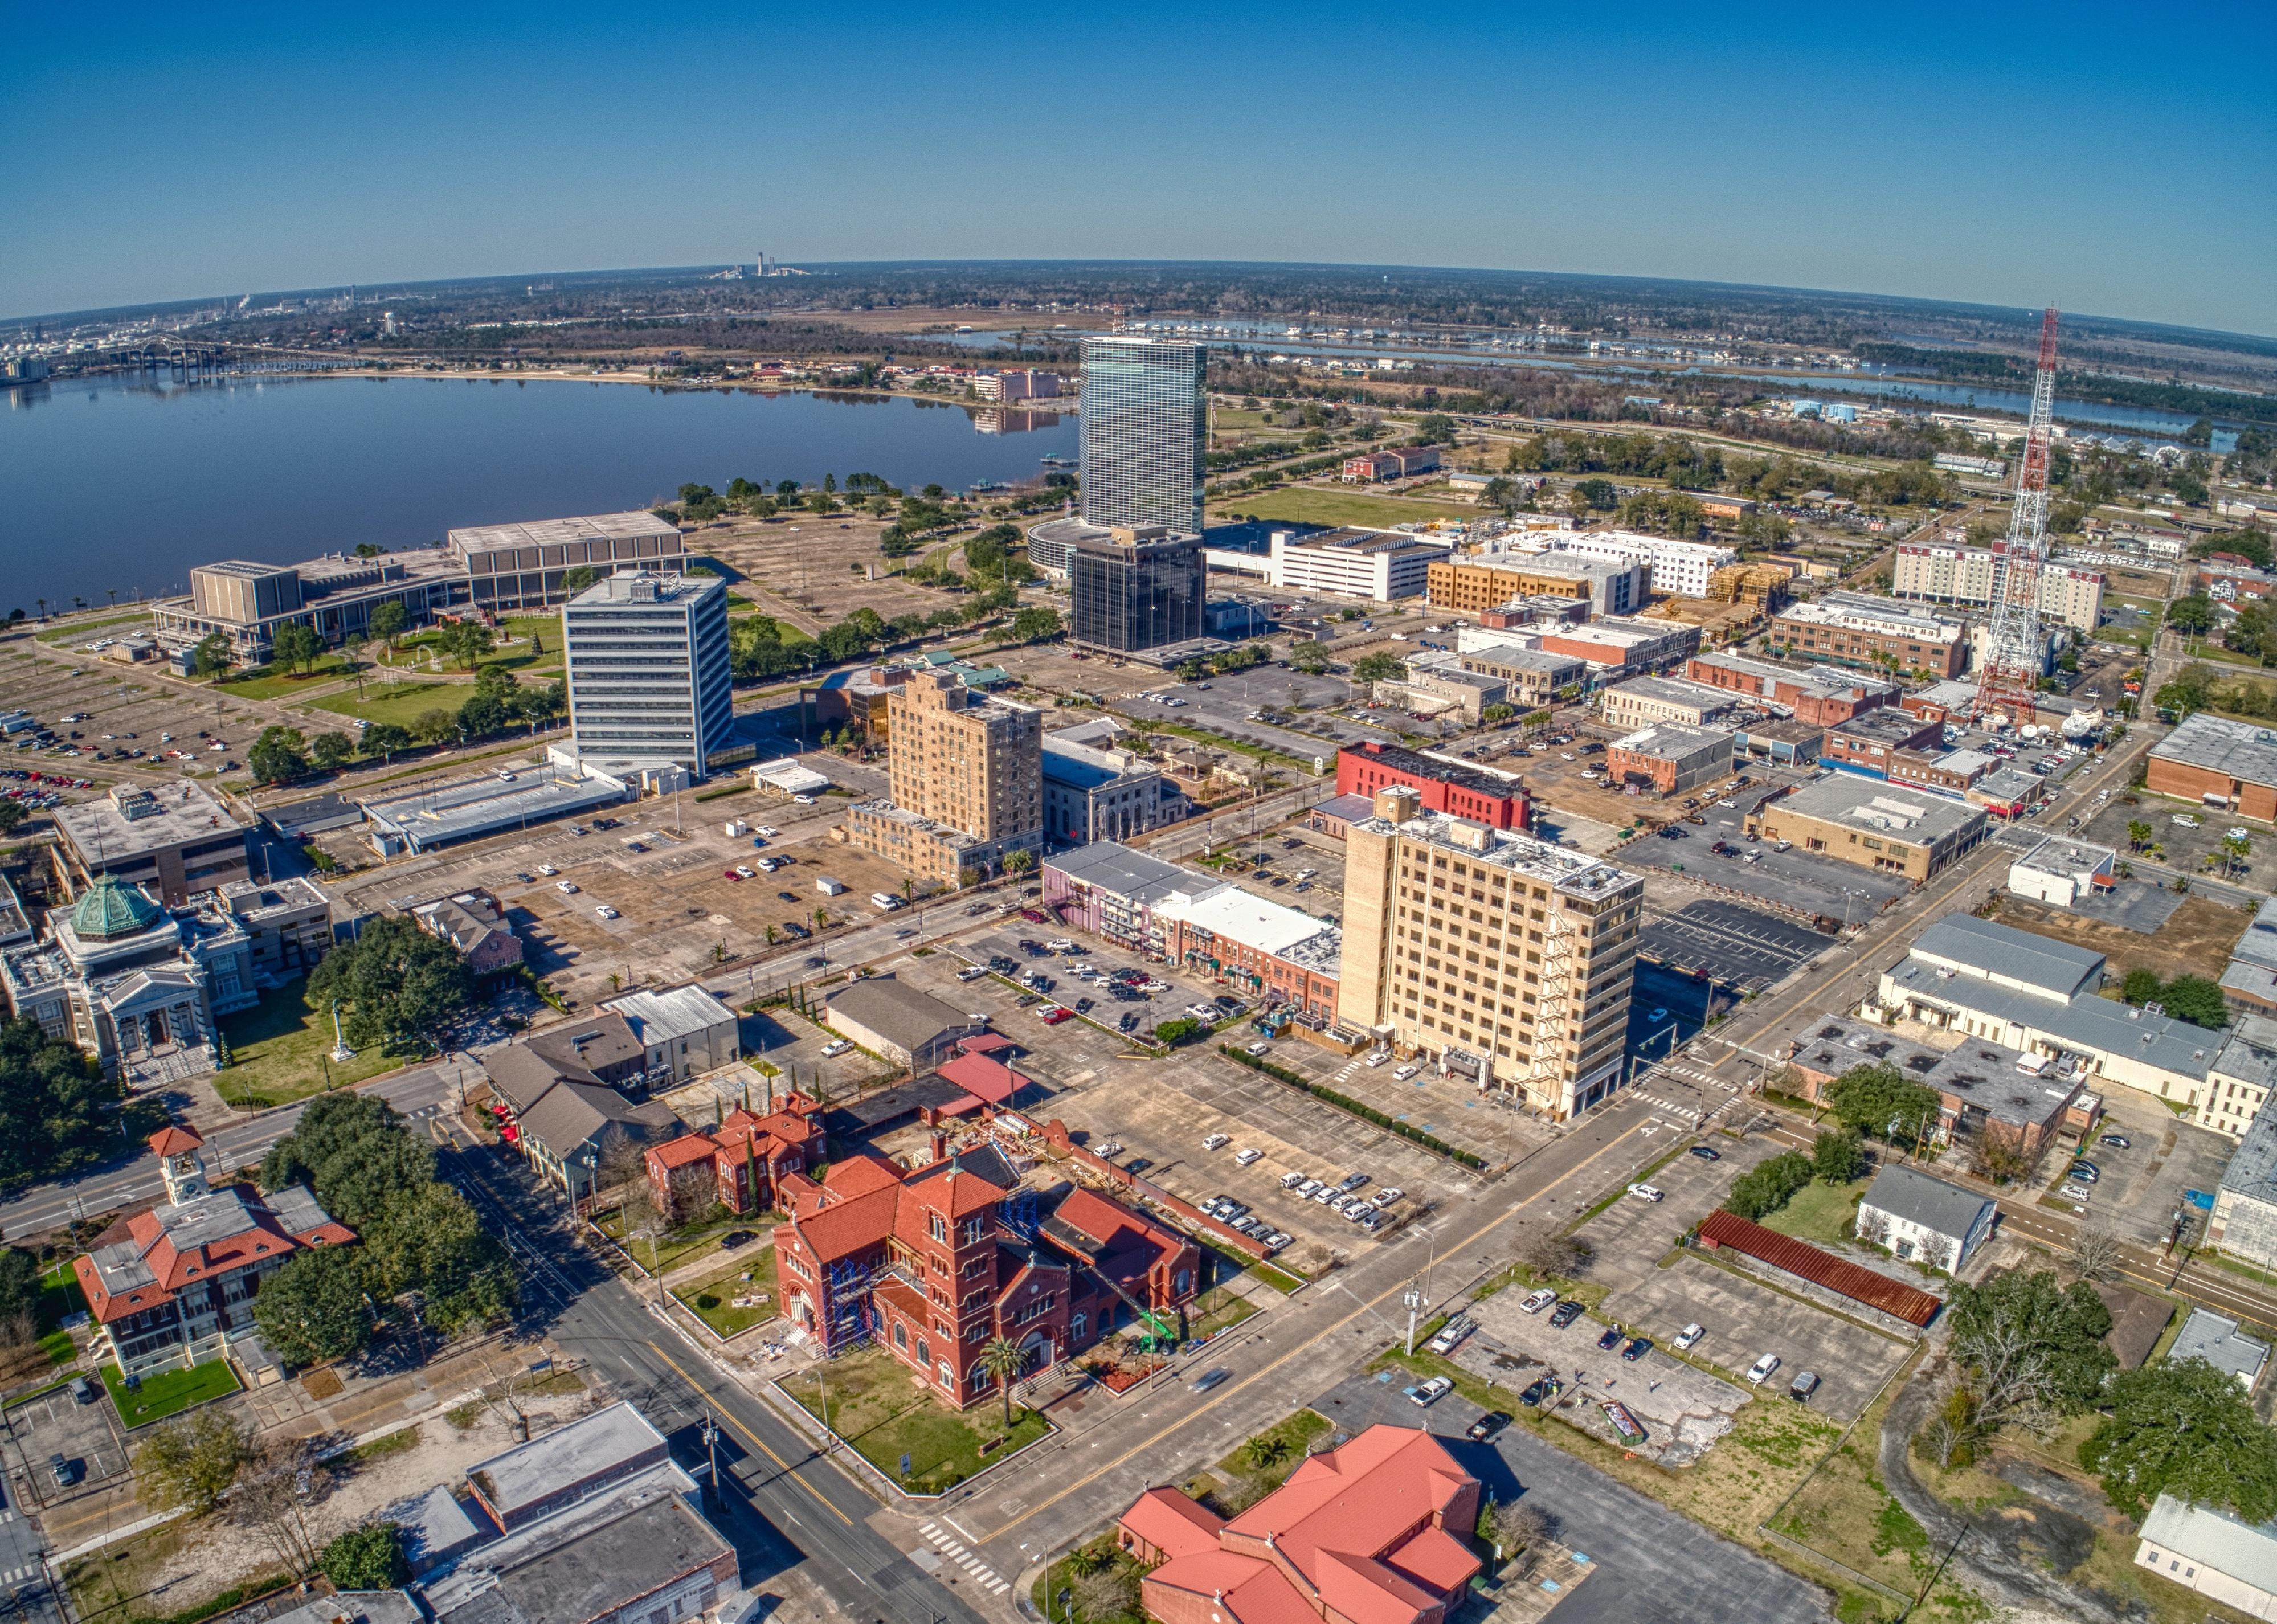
{"left": 1070, "top": 1565, "right": 1139, "bottom": 1622}
{"left": 1953, "top": 1319, "right": 2061, "bottom": 1439}
{"left": 2065, "top": 1223, "right": 2125, "bottom": 1284}
{"left": 1489, "top": 1500, "right": 1557, "bottom": 1573}
{"left": 233, "top": 1437, "right": 329, "bottom": 1576}
{"left": 1855, "top": 1208, "right": 1892, "bottom": 1249}
{"left": 1520, "top": 1230, "right": 1593, "bottom": 1281}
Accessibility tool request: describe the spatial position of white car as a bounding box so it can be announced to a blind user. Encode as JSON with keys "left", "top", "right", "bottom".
{"left": 1203, "top": 1132, "right": 1231, "bottom": 1151}
{"left": 1047, "top": 938, "right": 1076, "bottom": 952}
{"left": 1746, "top": 1353, "right": 1780, "bottom": 1385}
{"left": 754, "top": 825, "right": 779, "bottom": 838}
{"left": 1233, "top": 1148, "right": 1263, "bottom": 1167}
{"left": 793, "top": 793, "right": 816, "bottom": 804}
{"left": 1391, "top": 1063, "right": 1419, "bottom": 1081}
{"left": 1520, "top": 1288, "right": 1558, "bottom": 1315}
{"left": 1245, "top": 1041, "right": 1272, "bottom": 1057}
{"left": 537, "top": 863, "right": 559, "bottom": 876}
{"left": 1365, "top": 1050, "right": 1392, "bottom": 1067}
{"left": 734, "top": 865, "right": 755, "bottom": 879}
{"left": 1674, "top": 1322, "right": 1706, "bottom": 1352}
{"left": 1371, "top": 1187, "right": 1405, "bottom": 1207}
{"left": 1188, "top": 1003, "right": 1220, "bottom": 1021}
{"left": 595, "top": 905, "right": 619, "bottom": 920}
{"left": 2174, "top": 813, "right": 2201, "bottom": 828}
{"left": 555, "top": 880, "right": 579, "bottom": 893}
{"left": 1628, "top": 1183, "right": 1664, "bottom": 1202}
{"left": 819, "top": 1040, "right": 852, "bottom": 1058}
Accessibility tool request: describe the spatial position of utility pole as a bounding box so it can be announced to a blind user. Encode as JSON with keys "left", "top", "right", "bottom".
{"left": 1403, "top": 1281, "right": 1422, "bottom": 1356}
{"left": 701, "top": 1410, "right": 720, "bottom": 1508}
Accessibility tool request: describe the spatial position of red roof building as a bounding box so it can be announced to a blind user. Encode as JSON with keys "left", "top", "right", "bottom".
{"left": 644, "top": 1095, "right": 824, "bottom": 1224}
{"left": 1117, "top": 1426, "right": 1483, "bottom": 1624}
{"left": 74, "top": 1124, "right": 356, "bottom": 1380}
{"left": 1695, "top": 1209, "right": 1941, "bottom": 1326}
{"left": 774, "top": 1142, "right": 1199, "bottom": 1410}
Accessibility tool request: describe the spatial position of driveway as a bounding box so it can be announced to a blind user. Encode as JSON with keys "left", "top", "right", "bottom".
{"left": 1314, "top": 1374, "right": 1831, "bottom": 1624}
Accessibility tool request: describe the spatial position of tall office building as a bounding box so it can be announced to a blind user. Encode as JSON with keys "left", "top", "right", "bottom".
{"left": 1338, "top": 784, "right": 1643, "bottom": 1119}
{"left": 563, "top": 570, "right": 733, "bottom": 776}
{"left": 1080, "top": 337, "right": 1207, "bottom": 535}
{"left": 847, "top": 670, "right": 1043, "bottom": 885}
{"left": 1070, "top": 525, "right": 1206, "bottom": 653}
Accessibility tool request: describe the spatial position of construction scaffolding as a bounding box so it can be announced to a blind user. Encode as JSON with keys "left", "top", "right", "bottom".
{"left": 824, "top": 1257, "right": 874, "bottom": 1351}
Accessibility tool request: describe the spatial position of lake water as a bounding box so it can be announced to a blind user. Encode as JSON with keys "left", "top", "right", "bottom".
{"left": 0, "top": 373, "right": 1078, "bottom": 613}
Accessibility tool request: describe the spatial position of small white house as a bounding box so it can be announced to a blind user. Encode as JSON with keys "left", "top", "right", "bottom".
{"left": 1855, "top": 1164, "right": 1998, "bottom": 1273}
{"left": 2170, "top": 1307, "right": 2271, "bottom": 1392}
{"left": 2006, "top": 836, "right": 2117, "bottom": 909}
{"left": 2138, "top": 1493, "right": 2277, "bottom": 1617}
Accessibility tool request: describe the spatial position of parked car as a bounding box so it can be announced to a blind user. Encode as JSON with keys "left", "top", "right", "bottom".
{"left": 2101, "top": 1135, "right": 2132, "bottom": 1150}
{"left": 1392, "top": 1064, "right": 1420, "bottom": 1081}
{"left": 1403, "top": 1377, "right": 1453, "bottom": 1408}
{"left": 1425, "top": 1317, "right": 1473, "bottom": 1356}
{"left": 1789, "top": 1370, "right": 1822, "bottom": 1402}
{"left": 1203, "top": 1132, "right": 1231, "bottom": 1151}
{"left": 595, "top": 905, "right": 619, "bottom": 921}
{"left": 1627, "top": 1183, "right": 1665, "bottom": 1202}
{"left": 1673, "top": 1322, "right": 1706, "bottom": 1351}
{"left": 70, "top": 1376, "right": 95, "bottom": 1405}
{"left": 1520, "top": 1288, "right": 1559, "bottom": 1315}
{"left": 819, "top": 1040, "right": 852, "bottom": 1058}
{"left": 1234, "top": 1148, "right": 1262, "bottom": 1167}
{"left": 1518, "top": 1377, "right": 1561, "bottom": 1408}
{"left": 1466, "top": 1411, "right": 1512, "bottom": 1442}
{"left": 555, "top": 880, "right": 579, "bottom": 893}
{"left": 1245, "top": 1041, "right": 1272, "bottom": 1057}
{"left": 1596, "top": 1325, "right": 1624, "bottom": 1351}
{"left": 2059, "top": 1183, "right": 2093, "bottom": 1202}
{"left": 1622, "top": 1336, "right": 1653, "bottom": 1363}
{"left": 1746, "top": 1353, "right": 1781, "bottom": 1385}
{"left": 1687, "top": 1145, "right": 1721, "bottom": 1161}
{"left": 1550, "top": 1300, "right": 1584, "bottom": 1328}
{"left": 48, "top": 1454, "right": 74, "bottom": 1490}
{"left": 1365, "top": 1050, "right": 1392, "bottom": 1067}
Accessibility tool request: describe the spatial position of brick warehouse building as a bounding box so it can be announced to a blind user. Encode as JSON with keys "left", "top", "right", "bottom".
{"left": 1682, "top": 651, "right": 1898, "bottom": 726}
{"left": 2147, "top": 713, "right": 2277, "bottom": 821}
{"left": 1335, "top": 741, "right": 1529, "bottom": 830}
{"left": 774, "top": 1138, "right": 1197, "bottom": 1409}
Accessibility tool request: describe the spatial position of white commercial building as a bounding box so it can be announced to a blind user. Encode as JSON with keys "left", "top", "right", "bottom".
{"left": 1268, "top": 527, "right": 1450, "bottom": 600}
{"left": 2137, "top": 1494, "right": 2277, "bottom": 1617}
{"left": 1854, "top": 1164, "right": 1997, "bottom": 1274}
{"left": 563, "top": 570, "right": 734, "bottom": 778}
{"left": 2006, "top": 836, "right": 2117, "bottom": 907}
{"left": 1893, "top": 543, "right": 2106, "bottom": 632}
{"left": 1548, "top": 530, "right": 1738, "bottom": 599}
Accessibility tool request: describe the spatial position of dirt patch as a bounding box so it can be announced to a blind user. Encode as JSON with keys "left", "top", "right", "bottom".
{"left": 299, "top": 1368, "right": 344, "bottom": 1401}
{"left": 1993, "top": 892, "right": 2251, "bottom": 986}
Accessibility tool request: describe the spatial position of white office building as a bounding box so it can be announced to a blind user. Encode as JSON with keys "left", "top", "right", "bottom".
{"left": 1268, "top": 527, "right": 1450, "bottom": 600}
{"left": 1549, "top": 530, "right": 1737, "bottom": 599}
{"left": 563, "top": 570, "right": 734, "bottom": 777}
{"left": 1893, "top": 544, "right": 2106, "bottom": 632}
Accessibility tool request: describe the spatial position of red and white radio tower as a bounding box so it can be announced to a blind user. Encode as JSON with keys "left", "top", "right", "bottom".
{"left": 1972, "top": 307, "right": 2062, "bottom": 726}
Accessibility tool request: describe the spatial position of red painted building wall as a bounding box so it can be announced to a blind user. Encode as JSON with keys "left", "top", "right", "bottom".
{"left": 1334, "top": 743, "right": 1527, "bottom": 830}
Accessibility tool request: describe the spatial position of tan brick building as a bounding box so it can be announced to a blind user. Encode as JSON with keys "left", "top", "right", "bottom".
{"left": 1426, "top": 555, "right": 1646, "bottom": 618}
{"left": 1747, "top": 775, "right": 1988, "bottom": 881}
{"left": 2147, "top": 713, "right": 2277, "bottom": 822}
{"left": 846, "top": 670, "right": 1043, "bottom": 885}
{"left": 1338, "top": 785, "right": 1642, "bottom": 1119}
{"left": 1769, "top": 592, "right": 1968, "bottom": 679}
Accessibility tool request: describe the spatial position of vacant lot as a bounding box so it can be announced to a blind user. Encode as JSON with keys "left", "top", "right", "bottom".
{"left": 778, "top": 1344, "right": 1050, "bottom": 1494}
{"left": 1992, "top": 890, "right": 2252, "bottom": 987}
{"left": 1207, "top": 485, "right": 1475, "bottom": 529}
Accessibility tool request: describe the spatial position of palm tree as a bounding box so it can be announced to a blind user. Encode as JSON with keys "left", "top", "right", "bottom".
{"left": 975, "top": 1336, "right": 1028, "bottom": 1427}
{"left": 901, "top": 876, "right": 915, "bottom": 903}
{"left": 813, "top": 906, "right": 829, "bottom": 934}
{"left": 1004, "top": 848, "right": 1035, "bottom": 878}
{"left": 765, "top": 925, "right": 779, "bottom": 947}
{"left": 2126, "top": 819, "right": 2152, "bottom": 854}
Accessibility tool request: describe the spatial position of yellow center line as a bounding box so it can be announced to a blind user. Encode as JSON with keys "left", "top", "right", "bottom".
{"left": 645, "top": 1339, "right": 854, "bottom": 1527}
{"left": 983, "top": 1110, "right": 1658, "bottom": 1541}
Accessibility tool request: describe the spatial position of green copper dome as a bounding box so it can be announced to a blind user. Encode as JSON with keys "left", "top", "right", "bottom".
{"left": 71, "top": 873, "right": 162, "bottom": 942}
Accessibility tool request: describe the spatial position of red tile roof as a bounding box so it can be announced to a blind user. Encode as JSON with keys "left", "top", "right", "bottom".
{"left": 1120, "top": 1487, "right": 1225, "bottom": 1561}
{"left": 1696, "top": 1209, "right": 1941, "bottom": 1326}
{"left": 936, "top": 1050, "right": 1025, "bottom": 1106}
{"left": 648, "top": 1135, "right": 718, "bottom": 1171}
{"left": 146, "top": 1126, "right": 205, "bottom": 1157}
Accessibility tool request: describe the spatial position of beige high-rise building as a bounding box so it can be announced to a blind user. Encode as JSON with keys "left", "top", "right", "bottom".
{"left": 1338, "top": 785, "right": 1643, "bottom": 1119}
{"left": 845, "top": 671, "right": 1043, "bottom": 885}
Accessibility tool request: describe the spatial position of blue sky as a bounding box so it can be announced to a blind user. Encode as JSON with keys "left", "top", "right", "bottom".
{"left": 5, "top": 2, "right": 2272, "bottom": 334}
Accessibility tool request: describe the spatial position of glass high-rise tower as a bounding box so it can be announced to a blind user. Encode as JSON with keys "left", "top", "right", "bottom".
{"left": 1080, "top": 337, "right": 1207, "bottom": 535}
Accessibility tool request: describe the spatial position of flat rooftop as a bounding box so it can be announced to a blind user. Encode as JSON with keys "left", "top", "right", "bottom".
{"left": 465, "top": 1402, "right": 668, "bottom": 1523}
{"left": 1777, "top": 592, "right": 1965, "bottom": 640}
{"left": 1611, "top": 721, "right": 1733, "bottom": 760}
{"left": 1772, "top": 774, "right": 1985, "bottom": 842}
{"left": 55, "top": 781, "right": 244, "bottom": 864}
{"left": 1286, "top": 526, "right": 1448, "bottom": 556}
{"left": 1156, "top": 883, "right": 1340, "bottom": 969}
{"left": 1604, "top": 674, "right": 1733, "bottom": 711}
{"left": 361, "top": 764, "right": 628, "bottom": 852}
{"left": 565, "top": 570, "right": 721, "bottom": 608}
{"left": 448, "top": 511, "right": 681, "bottom": 554}
{"left": 1342, "top": 740, "right": 1527, "bottom": 800}
{"left": 2012, "top": 837, "right": 2118, "bottom": 877}
{"left": 2152, "top": 711, "right": 2277, "bottom": 788}
{"left": 1354, "top": 807, "right": 1639, "bottom": 898}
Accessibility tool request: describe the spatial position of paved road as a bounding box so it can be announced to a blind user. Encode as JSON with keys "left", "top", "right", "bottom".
{"left": 441, "top": 1130, "right": 998, "bottom": 1624}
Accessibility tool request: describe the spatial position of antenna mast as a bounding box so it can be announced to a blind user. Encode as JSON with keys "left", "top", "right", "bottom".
{"left": 1972, "top": 306, "right": 2061, "bottom": 726}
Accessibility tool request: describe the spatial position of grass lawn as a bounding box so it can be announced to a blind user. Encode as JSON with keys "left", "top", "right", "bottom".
{"left": 1247, "top": 1261, "right": 1306, "bottom": 1294}
{"left": 1761, "top": 1177, "right": 1869, "bottom": 1248}
{"left": 35, "top": 612, "right": 154, "bottom": 645}
{"left": 591, "top": 1208, "right": 756, "bottom": 1275}
{"left": 671, "top": 1247, "right": 779, "bottom": 1339}
{"left": 310, "top": 682, "right": 466, "bottom": 730}
{"left": 1182, "top": 1407, "right": 1333, "bottom": 1511}
{"left": 215, "top": 978, "right": 398, "bottom": 1108}
{"left": 1209, "top": 486, "right": 1475, "bottom": 529}
{"left": 1028, "top": 1534, "right": 1147, "bottom": 1624}
{"left": 1188, "top": 1284, "right": 1260, "bottom": 1341}
{"left": 215, "top": 657, "right": 354, "bottom": 700}
{"left": 102, "top": 1357, "right": 242, "bottom": 1427}
{"left": 782, "top": 1343, "right": 1050, "bottom": 1494}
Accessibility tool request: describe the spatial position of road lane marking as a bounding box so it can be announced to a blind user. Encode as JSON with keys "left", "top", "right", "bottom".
{"left": 643, "top": 1340, "right": 853, "bottom": 1527}
{"left": 982, "top": 1107, "right": 1659, "bottom": 1539}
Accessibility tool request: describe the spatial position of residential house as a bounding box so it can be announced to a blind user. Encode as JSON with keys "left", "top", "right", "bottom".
{"left": 2170, "top": 1308, "right": 2270, "bottom": 1392}
{"left": 411, "top": 889, "right": 524, "bottom": 980}
{"left": 2135, "top": 1494, "right": 2277, "bottom": 1618}
{"left": 1855, "top": 1164, "right": 1998, "bottom": 1273}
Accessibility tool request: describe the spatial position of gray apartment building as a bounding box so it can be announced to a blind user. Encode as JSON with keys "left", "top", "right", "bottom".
{"left": 563, "top": 570, "right": 733, "bottom": 776}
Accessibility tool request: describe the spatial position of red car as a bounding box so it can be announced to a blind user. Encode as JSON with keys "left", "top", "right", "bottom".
{"left": 721, "top": 867, "right": 744, "bottom": 881}
{"left": 1040, "top": 1005, "right": 1074, "bottom": 1025}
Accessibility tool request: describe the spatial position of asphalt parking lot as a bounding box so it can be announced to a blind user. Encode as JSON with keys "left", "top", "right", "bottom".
{"left": 2, "top": 1381, "right": 127, "bottom": 1507}
{"left": 1625, "top": 792, "right": 1911, "bottom": 925}
{"left": 1638, "top": 900, "right": 1836, "bottom": 992}
{"left": 1313, "top": 1374, "right": 1832, "bottom": 1624}
{"left": 2079, "top": 793, "right": 2277, "bottom": 890}
{"left": 1111, "top": 669, "right": 1387, "bottom": 760}
{"left": 2055, "top": 1091, "right": 2235, "bottom": 1245}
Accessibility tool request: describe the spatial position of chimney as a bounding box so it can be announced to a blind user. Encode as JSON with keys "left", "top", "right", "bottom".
{"left": 930, "top": 1130, "right": 949, "bottom": 1165}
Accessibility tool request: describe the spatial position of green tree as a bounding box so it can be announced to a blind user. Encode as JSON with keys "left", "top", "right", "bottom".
{"left": 975, "top": 1336, "right": 1028, "bottom": 1427}
{"left": 1003, "top": 848, "right": 1036, "bottom": 877}
{"left": 270, "top": 621, "right": 325, "bottom": 675}
{"left": 0, "top": 803, "right": 27, "bottom": 837}
{"left": 446, "top": 621, "right": 494, "bottom": 669}
{"left": 1351, "top": 652, "right": 1404, "bottom": 685}
{"left": 308, "top": 731, "right": 355, "bottom": 770}
{"left": 2121, "top": 967, "right": 2163, "bottom": 1006}
{"left": 367, "top": 600, "right": 409, "bottom": 649}
{"left": 1152, "top": 1017, "right": 1202, "bottom": 1046}
{"left": 410, "top": 707, "right": 460, "bottom": 746}
{"left": 2163, "top": 974, "right": 2231, "bottom": 1029}
{"left": 1812, "top": 1128, "right": 1868, "bottom": 1185}
{"left": 1287, "top": 641, "right": 1330, "bottom": 675}
{"left": 0, "top": 1018, "right": 115, "bottom": 1191}
{"left": 252, "top": 1244, "right": 371, "bottom": 1365}
{"left": 320, "top": 1524, "right": 408, "bottom": 1591}
{"left": 304, "top": 915, "right": 475, "bottom": 1055}
{"left": 364, "top": 1181, "right": 517, "bottom": 1332}
{"left": 190, "top": 632, "right": 235, "bottom": 679}
{"left": 1009, "top": 607, "right": 1062, "bottom": 643}
{"left": 1824, "top": 1061, "right": 1941, "bottom": 1148}
{"left": 1947, "top": 1269, "right": 2115, "bottom": 1425}
{"left": 2125, "top": 819, "right": 2152, "bottom": 853}
{"left": 2166, "top": 596, "right": 2215, "bottom": 635}
{"left": 136, "top": 1408, "right": 251, "bottom": 1515}
{"left": 1413, "top": 413, "right": 1456, "bottom": 444}
{"left": 248, "top": 725, "right": 309, "bottom": 784}
{"left": 2082, "top": 1357, "right": 2277, "bottom": 1521}
{"left": 362, "top": 722, "right": 412, "bottom": 762}
{"left": 1725, "top": 1151, "right": 1813, "bottom": 1221}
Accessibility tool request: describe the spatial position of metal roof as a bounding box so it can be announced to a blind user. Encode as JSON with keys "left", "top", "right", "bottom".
{"left": 602, "top": 984, "right": 735, "bottom": 1046}
{"left": 1696, "top": 1209, "right": 1941, "bottom": 1325}
{"left": 1907, "top": 915, "right": 2104, "bottom": 1000}
{"left": 1776, "top": 775, "right": 1987, "bottom": 846}
{"left": 1044, "top": 840, "right": 1193, "bottom": 905}
{"left": 2170, "top": 1307, "right": 2270, "bottom": 1384}
{"left": 2139, "top": 1494, "right": 2277, "bottom": 1595}
{"left": 1882, "top": 958, "right": 2218, "bottom": 1083}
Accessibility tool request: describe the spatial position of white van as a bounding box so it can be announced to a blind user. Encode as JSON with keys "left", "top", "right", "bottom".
{"left": 870, "top": 892, "right": 904, "bottom": 911}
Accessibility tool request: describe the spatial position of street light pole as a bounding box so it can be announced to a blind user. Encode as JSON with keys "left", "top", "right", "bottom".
{"left": 1403, "top": 1281, "right": 1422, "bottom": 1356}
